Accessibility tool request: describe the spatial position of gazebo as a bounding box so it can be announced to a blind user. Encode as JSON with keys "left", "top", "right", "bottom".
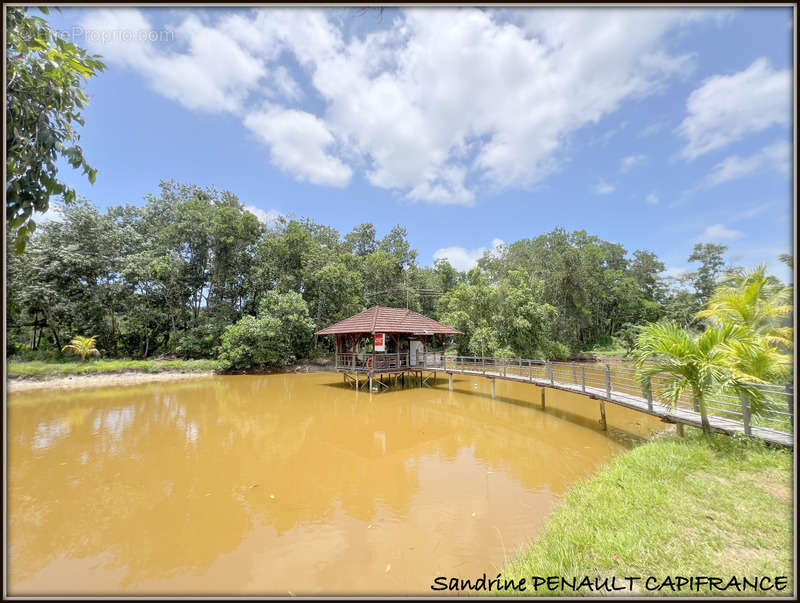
{"left": 315, "top": 306, "right": 463, "bottom": 389}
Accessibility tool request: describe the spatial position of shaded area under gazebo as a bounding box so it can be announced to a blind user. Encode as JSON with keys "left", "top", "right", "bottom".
{"left": 315, "top": 306, "right": 463, "bottom": 389}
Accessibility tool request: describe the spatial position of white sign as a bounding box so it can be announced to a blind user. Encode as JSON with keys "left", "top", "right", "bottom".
{"left": 374, "top": 333, "right": 385, "bottom": 352}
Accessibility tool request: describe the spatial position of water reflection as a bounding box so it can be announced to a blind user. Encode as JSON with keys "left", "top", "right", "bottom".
{"left": 8, "top": 373, "right": 663, "bottom": 595}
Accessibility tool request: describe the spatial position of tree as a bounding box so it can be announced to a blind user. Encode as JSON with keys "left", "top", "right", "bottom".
{"left": 62, "top": 335, "right": 100, "bottom": 361}
{"left": 695, "top": 264, "right": 792, "bottom": 383}
{"left": 6, "top": 7, "right": 106, "bottom": 252}
{"left": 630, "top": 249, "right": 666, "bottom": 302}
{"left": 217, "top": 291, "right": 314, "bottom": 370}
{"left": 687, "top": 243, "right": 727, "bottom": 306}
{"left": 345, "top": 223, "right": 378, "bottom": 256}
{"left": 634, "top": 321, "right": 761, "bottom": 434}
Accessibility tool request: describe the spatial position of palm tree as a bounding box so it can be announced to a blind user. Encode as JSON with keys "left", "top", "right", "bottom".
{"left": 695, "top": 264, "right": 792, "bottom": 352}
{"left": 634, "top": 322, "right": 761, "bottom": 434}
{"left": 62, "top": 335, "right": 100, "bottom": 361}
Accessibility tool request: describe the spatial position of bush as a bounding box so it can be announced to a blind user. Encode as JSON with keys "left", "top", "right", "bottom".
{"left": 217, "top": 291, "right": 314, "bottom": 371}
{"left": 542, "top": 340, "right": 571, "bottom": 361}
{"left": 175, "top": 320, "right": 227, "bottom": 359}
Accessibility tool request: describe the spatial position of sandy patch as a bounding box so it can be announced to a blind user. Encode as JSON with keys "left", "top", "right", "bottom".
{"left": 7, "top": 371, "right": 214, "bottom": 393}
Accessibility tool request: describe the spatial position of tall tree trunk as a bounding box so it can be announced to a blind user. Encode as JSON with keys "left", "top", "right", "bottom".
{"left": 144, "top": 329, "right": 150, "bottom": 359}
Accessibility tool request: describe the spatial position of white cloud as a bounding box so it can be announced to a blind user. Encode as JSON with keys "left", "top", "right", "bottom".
{"left": 243, "top": 106, "right": 352, "bottom": 187}
{"left": 706, "top": 140, "right": 791, "bottom": 186}
{"left": 697, "top": 223, "right": 744, "bottom": 243}
{"left": 81, "top": 10, "right": 268, "bottom": 114}
{"left": 83, "top": 8, "right": 719, "bottom": 202}
{"left": 593, "top": 178, "right": 615, "bottom": 195}
{"left": 620, "top": 154, "right": 647, "bottom": 172}
{"left": 645, "top": 192, "right": 659, "bottom": 205}
{"left": 244, "top": 205, "right": 282, "bottom": 225}
{"left": 433, "top": 238, "right": 506, "bottom": 272}
{"left": 678, "top": 58, "right": 791, "bottom": 159}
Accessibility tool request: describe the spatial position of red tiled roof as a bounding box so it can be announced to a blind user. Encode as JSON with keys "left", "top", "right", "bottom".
{"left": 315, "top": 306, "right": 463, "bottom": 335}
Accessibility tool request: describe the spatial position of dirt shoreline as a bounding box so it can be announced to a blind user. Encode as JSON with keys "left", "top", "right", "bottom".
{"left": 7, "top": 371, "right": 216, "bottom": 393}
{"left": 7, "top": 363, "right": 337, "bottom": 393}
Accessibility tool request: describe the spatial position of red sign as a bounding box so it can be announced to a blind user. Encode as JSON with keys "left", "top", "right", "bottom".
{"left": 374, "top": 333, "right": 385, "bottom": 351}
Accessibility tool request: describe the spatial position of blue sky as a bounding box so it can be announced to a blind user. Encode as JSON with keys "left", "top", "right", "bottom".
{"left": 41, "top": 7, "right": 794, "bottom": 281}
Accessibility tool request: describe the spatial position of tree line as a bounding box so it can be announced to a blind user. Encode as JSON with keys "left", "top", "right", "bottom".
{"left": 8, "top": 180, "right": 789, "bottom": 371}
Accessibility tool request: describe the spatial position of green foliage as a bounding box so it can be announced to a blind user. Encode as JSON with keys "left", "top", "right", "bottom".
{"left": 634, "top": 321, "right": 763, "bottom": 431}
{"left": 541, "top": 340, "right": 571, "bottom": 361}
{"left": 6, "top": 7, "right": 106, "bottom": 252}
{"left": 687, "top": 242, "right": 728, "bottom": 306}
{"left": 61, "top": 334, "right": 99, "bottom": 361}
{"left": 175, "top": 320, "right": 227, "bottom": 359}
{"left": 695, "top": 263, "right": 793, "bottom": 384}
{"left": 217, "top": 291, "right": 314, "bottom": 370}
{"left": 7, "top": 180, "right": 789, "bottom": 380}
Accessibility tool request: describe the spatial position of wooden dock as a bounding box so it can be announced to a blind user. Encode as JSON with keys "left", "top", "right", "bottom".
{"left": 336, "top": 353, "right": 793, "bottom": 448}
{"left": 443, "top": 366, "right": 793, "bottom": 448}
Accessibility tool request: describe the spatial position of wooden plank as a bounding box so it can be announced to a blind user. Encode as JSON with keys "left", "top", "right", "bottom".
{"left": 438, "top": 364, "right": 793, "bottom": 448}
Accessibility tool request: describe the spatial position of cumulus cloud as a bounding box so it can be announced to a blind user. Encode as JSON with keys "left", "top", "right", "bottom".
{"left": 697, "top": 223, "right": 744, "bottom": 243}
{"left": 433, "top": 238, "right": 506, "bottom": 272}
{"left": 706, "top": 140, "right": 791, "bottom": 186}
{"left": 82, "top": 10, "right": 268, "bottom": 114}
{"left": 83, "top": 8, "right": 718, "bottom": 202}
{"left": 593, "top": 178, "right": 615, "bottom": 195}
{"left": 678, "top": 58, "right": 791, "bottom": 159}
{"left": 620, "top": 154, "right": 646, "bottom": 172}
{"left": 645, "top": 192, "right": 659, "bottom": 205}
{"left": 243, "top": 106, "right": 352, "bottom": 187}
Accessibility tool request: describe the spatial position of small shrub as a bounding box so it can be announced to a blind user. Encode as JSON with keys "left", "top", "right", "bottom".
{"left": 543, "top": 340, "right": 571, "bottom": 361}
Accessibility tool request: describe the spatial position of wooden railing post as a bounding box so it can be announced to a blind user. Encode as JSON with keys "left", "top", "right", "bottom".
{"left": 528, "top": 360, "right": 533, "bottom": 382}
{"left": 519, "top": 357, "right": 522, "bottom": 377}
{"left": 787, "top": 384, "right": 794, "bottom": 427}
{"left": 605, "top": 364, "right": 611, "bottom": 401}
{"left": 352, "top": 354, "right": 355, "bottom": 370}
{"left": 572, "top": 363, "right": 577, "bottom": 384}
{"left": 581, "top": 365, "right": 586, "bottom": 393}
{"left": 482, "top": 356, "right": 486, "bottom": 375}
{"left": 646, "top": 378, "right": 653, "bottom": 412}
{"left": 739, "top": 391, "right": 752, "bottom": 436}
{"left": 503, "top": 358, "right": 507, "bottom": 377}
{"left": 547, "top": 362, "right": 553, "bottom": 385}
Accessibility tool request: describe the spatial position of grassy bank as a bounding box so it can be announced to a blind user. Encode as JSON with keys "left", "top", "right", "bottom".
{"left": 501, "top": 432, "right": 793, "bottom": 597}
{"left": 7, "top": 358, "right": 218, "bottom": 379}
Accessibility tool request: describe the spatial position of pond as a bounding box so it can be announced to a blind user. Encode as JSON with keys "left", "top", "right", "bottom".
{"left": 8, "top": 372, "right": 664, "bottom": 595}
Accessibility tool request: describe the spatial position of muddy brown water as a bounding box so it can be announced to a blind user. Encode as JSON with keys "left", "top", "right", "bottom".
{"left": 8, "top": 372, "right": 664, "bottom": 595}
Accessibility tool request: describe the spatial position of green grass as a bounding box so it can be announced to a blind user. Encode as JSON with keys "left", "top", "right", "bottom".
{"left": 7, "top": 358, "right": 218, "bottom": 379}
{"left": 500, "top": 432, "right": 793, "bottom": 597}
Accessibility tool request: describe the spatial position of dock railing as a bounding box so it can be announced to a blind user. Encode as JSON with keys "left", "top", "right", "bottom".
{"left": 335, "top": 353, "right": 794, "bottom": 440}
{"left": 441, "top": 356, "right": 794, "bottom": 440}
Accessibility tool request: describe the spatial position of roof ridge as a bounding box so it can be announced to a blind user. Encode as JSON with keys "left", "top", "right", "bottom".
{"left": 370, "top": 306, "right": 379, "bottom": 333}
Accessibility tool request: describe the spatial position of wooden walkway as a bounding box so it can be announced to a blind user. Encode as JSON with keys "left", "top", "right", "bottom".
{"left": 443, "top": 366, "right": 794, "bottom": 448}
